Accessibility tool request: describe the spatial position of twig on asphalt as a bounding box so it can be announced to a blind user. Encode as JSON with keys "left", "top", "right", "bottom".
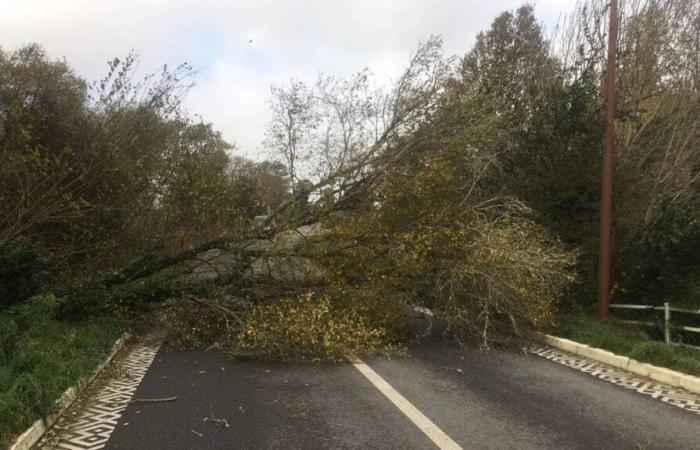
{"left": 203, "top": 416, "right": 231, "bottom": 428}
{"left": 191, "top": 430, "right": 203, "bottom": 437}
{"left": 205, "top": 342, "right": 221, "bottom": 352}
{"left": 129, "top": 396, "right": 178, "bottom": 404}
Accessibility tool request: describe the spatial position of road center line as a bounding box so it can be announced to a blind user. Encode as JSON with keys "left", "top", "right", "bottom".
{"left": 351, "top": 358, "right": 463, "bottom": 450}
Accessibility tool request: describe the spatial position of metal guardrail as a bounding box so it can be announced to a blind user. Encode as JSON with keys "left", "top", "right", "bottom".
{"left": 609, "top": 302, "right": 700, "bottom": 345}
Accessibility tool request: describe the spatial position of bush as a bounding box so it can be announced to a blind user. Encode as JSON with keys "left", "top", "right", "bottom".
{"left": 0, "top": 317, "right": 18, "bottom": 357}
{"left": 10, "top": 294, "right": 58, "bottom": 327}
{"left": 56, "top": 268, "right": 179, "bottom": 319}
{"left": 235, "top": 293, "right": 387, "bottom": 361}
{"left": 0, "top": 245, "right": 41, "bottom": 308}
{"left": 614, "top": 206, "right": 700, "bottom": 308}
{"left": 55, "top": 282, "right": 109, "bottom": 320}
{"left": 0, "top": 294, "right": 59, "bottom": 358}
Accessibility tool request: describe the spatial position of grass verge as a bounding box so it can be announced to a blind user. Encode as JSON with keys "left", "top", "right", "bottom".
{"left": 553, "top": 314, "right": 700, "bottom": 378}
{"left": 0, "top": 296, "right": 121, "bottom": 447}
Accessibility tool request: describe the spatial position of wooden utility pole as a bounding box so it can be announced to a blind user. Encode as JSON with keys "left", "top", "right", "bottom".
{"left": 597, "top": 0, "right": 618, "bottom": 320}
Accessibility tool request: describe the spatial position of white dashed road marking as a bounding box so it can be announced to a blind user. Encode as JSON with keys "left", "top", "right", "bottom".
{"left": 352, "top": 358, "right": 463, "bottom": 450}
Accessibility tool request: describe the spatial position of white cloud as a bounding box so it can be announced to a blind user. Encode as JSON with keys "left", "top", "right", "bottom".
{"left": 0, "top": 0, "right": 577, "bottom": 159}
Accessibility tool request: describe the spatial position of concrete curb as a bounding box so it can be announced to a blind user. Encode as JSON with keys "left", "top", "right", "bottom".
{"left": 543, "top": 334, "right": 700, "bottom": 396}
{"left": 9, "top": 332, "right": 131, "bottom": 450}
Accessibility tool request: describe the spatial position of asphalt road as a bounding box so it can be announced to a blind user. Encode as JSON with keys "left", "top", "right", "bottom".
{"left": 105, "top": 340, "right": 699, "bottom": 449}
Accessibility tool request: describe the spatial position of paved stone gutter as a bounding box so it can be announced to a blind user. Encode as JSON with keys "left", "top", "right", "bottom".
{"left": 34, "top": 333, "right": 163, "bottom": 450}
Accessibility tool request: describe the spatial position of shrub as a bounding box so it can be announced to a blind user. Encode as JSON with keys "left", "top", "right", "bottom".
{"left": 56, "top": 268, "right": 179, "bottom": 319}
{"left": 55, "top": 282, "right": 109, "bottom": 320}
{"left": 0, "top": 294, "right": 59, "bottom": 359}
{"left": 0, "top": 316, "right": 18, "bottom": 357}
{"left": 0, "top": 245, "right": 41, "bottom": 308}
{"left": 10, "top": 294, "right": 58, "bottom": 328}
{"left": 613, "top": 205, "right": 700, "bottom": 308}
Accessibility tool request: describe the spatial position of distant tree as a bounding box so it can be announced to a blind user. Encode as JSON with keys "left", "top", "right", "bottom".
{"left": 263, "top": 80, "right": 315, "bottom": 194}
{"left": 229, "top": 157, "right": 291, "bottom": 218}
{"left": 312, "top": 70, "right": 376, "bottom": 188}
{"left": 454, "top": 5, "right": 603, "bottom": 249}
{"left": 158, "top": 122, "right": 234, "bottom": 249}
{"left": 0, "top": 43, "right": 239, "bottom": 282}
{"left": 0, "top": 44, "right": 92, "bottom": 251}
{"left": 461, "top": 5, "right": 558, "bottom": 131}
{"left": 264, "top": 36, "right": 451, "bottom": 207}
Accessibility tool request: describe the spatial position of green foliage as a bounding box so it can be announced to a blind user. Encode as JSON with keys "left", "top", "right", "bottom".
{"left": 453, "top": 2, "right": 700, "bottom": 311}
{"left": 163, "top": 298, "right": 235, "bottom": 350}
{"left": 229, "top": 157, "right": 292, "bottom": 218}
{"left": 9, "top": 294, "right": 58, "bottom": 328}
{"left": 56, "top": 267, "right": 179, "bottom": 319}
{"left": 0, "top": 295, "right": 60, "bottom": 358}
{"left": 0, "top": 314, "right": 18, "bottom": 356}
{"left": 0, "top": 245, "right": 41, "bottom": 307}
{"left": 614, "top": 205, "right": 700, "bottom": 307}
{"left": 54, "top": 282, "right": 109, "bottom": 320}
{"left": 317, "top": 65, "right": 578, "bottom": 346}
{"left": 0, "top": 298, "right": 120, "bottom": 446}
{"left": 236, "top": 293, "right": 387, "bottom": 361}
{"left": 0, "top": 44, "right": 289, "bottom": 296}
{"left": 555, "top": 314, "right": 700, "bottom": 377}
{"left": 462, "top": 5, "right": 559, "bottom": 129}
{"left": 456, "top": 5, "right": 603, "bottom": 306}
{"left": 108, "top": 268, "right": 179, "bottom": 309}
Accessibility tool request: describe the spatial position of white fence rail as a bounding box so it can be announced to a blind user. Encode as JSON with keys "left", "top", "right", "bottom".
{"left": 609, "top": 302, "right": 700, "bottom": 345}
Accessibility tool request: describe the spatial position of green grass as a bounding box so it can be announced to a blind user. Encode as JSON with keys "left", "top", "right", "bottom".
{"left": 0, "top": 296, "right": 121, "bottom": 447}
{"left": 553, "top": 314, "right": 700, "bottom": 377}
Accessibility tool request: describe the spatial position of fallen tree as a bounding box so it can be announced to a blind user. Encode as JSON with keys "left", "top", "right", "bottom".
{"left": 57, "top": 36, "right": 576, "bottom": 359}
{"left": 149, "top": 40, "right": 574, "bottom": 357}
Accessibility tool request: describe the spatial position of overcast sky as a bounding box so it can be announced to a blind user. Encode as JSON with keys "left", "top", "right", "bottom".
{"left": 1, "top": 0, "right": 577, "bottom": 160}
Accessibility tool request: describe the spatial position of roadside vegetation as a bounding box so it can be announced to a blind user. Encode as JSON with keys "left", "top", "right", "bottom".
{"left": 0, "top": 295, "right": 121, "bottom": 447}
{"left": 1, "top": 0, "right": 700, "bottom": 441}
{"left": 555, "top": 315, "right": 700, "bottom": 377}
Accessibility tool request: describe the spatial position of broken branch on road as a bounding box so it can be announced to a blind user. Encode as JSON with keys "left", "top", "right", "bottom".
{"left": 129, "top": 396, "right": 178, "bottom": 404}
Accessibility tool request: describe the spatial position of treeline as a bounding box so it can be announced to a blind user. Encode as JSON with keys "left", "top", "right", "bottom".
{"left": 0, "top": 46, "right": 290, "bottom": 305}
{"left": 264, "top": 0, "right": 700, "bottom": 316}
{"left": 2, "top": 0, "right": 699, "bottom": 348}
